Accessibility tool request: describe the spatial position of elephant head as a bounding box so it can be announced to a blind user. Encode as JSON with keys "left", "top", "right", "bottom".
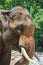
{"left": 8, "top": 6, "right": 35, "bottom": 65}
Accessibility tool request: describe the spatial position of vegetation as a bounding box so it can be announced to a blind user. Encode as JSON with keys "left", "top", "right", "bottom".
{"left": 0, "top": 0, "right": 43, "bottom": 48}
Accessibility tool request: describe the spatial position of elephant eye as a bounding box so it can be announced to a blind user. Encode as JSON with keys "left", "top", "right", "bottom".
{"left": 16, "top": 25, "right": 24, "bottom": 32}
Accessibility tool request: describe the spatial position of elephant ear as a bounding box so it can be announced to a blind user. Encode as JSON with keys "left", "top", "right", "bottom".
{"left": 1, "top": 10, "right": 10, "bottom": 20}
{"left": 0, "top": 10, "right": 10, "bottom": 31}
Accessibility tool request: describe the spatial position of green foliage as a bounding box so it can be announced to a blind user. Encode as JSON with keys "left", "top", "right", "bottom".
{"left": 0, "top": 0, "right": 43, "bottom": 47}
{"left": 34, "top": 8, "right": 43, "bottom": 47}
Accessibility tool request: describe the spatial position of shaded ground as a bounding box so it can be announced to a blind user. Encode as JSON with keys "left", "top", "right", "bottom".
{"left": 35, "top": 52, "right": 43, "bottom": 65}
{"left": 35, "top": 48, "right": 43, "bottom": 52}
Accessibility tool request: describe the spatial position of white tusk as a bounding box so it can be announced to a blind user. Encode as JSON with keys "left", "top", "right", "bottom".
{"left": 21, "top": 47, "right": 33, "bottom": 64}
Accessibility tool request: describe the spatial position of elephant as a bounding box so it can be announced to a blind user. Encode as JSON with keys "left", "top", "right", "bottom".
{"left": 0, "top": 6, "right": 40, "bottom": 65}
{"left": 9, "top": 6, "right": 40, "bottom": 65}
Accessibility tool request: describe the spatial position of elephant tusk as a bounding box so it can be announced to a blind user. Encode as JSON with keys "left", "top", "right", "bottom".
{"left": 21, "top": 47, "right": 34, "bottom": 64}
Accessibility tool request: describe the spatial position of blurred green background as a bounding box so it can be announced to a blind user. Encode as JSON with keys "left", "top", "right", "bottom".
{"left": 0, "top": 0, "right": 43, "bottom": 49}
